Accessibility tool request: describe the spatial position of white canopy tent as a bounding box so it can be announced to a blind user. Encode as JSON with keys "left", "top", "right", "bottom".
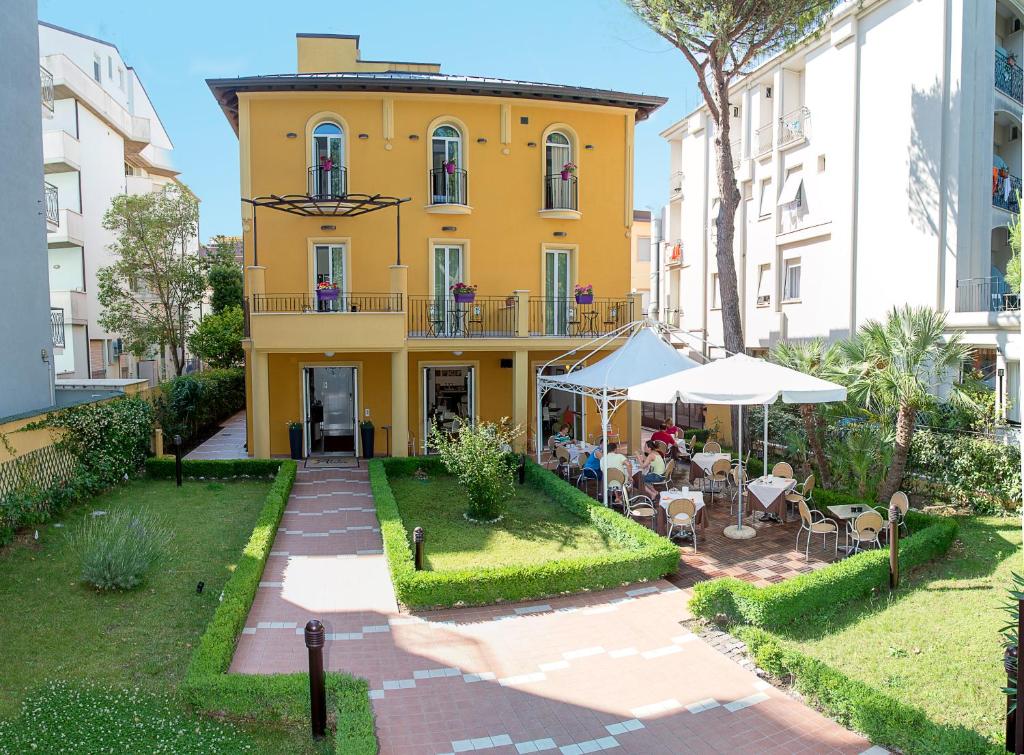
{"left": 628, "top": 353, "right": 847, "bottom": 539}
{"left": 536, "top": 323, "right": 702, "bottom": 506}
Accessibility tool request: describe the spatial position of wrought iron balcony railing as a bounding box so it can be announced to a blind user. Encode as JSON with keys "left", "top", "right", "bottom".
{"left": 754, "top": 122, "right": 773, "bottom": 156}
{"left": 408, "top": 295, "right": 518, "bottom": 338}
{"left": 528, "top": 296, "right": 632, "bottom": 337}
{"left": 543, "top": 173, "right": 578, "bottom": 211}
{"left": 50, "top": 308, "right": 65, "bottom": 348}
{"left": 993, "top": 171, "right": 1021, "bottom": 212}
{"left": 251, "top": 292, "right": 402, "bottom": 314}
{"left": 995, "top": 50, "right": 1023, "bottom": 102}
{"left": 779, "top": 107, "right": 810, "bottom": 147}
{"left": 307, "top": 165, "right": 348, "bottom": 198}
{"left": 44, "top": 181, "right": 59, "bottom": 225}
{"left": 670, "top": 170, "right": 684, "bottom": 195}
{"left": 40, "top": 66, "right": 54, "bottom": 114}
{"left": 428, "top": 168, "right": 468, "bottom": 205}
{"left": 955, "top": 276, "right": 1020, "bottom": 313}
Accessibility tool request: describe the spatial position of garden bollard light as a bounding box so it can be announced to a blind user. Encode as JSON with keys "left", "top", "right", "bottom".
{"left": 304, "top": 619, "right": 327, "bottom": 740}
{"left": 518, "top": 453, "right": 526, "bottom": 485}
{"left": 173, "top": 434, "right": 183, "bottom": 487}
{"left": 413, "top": 527, "right": 424, "bottom": 571}
{"left": 1006, "top": 644, "right": 1017, "bottom": 753}
{"left": 888, "top": 502, "right": 900, "bottom": 590}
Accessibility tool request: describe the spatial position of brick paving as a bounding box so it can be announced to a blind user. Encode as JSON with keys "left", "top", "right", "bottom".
{"left": 231, "top": 467, "right": 878, "bottom": 754}
{"left": 184, "top": 411, "right": 247, "bottom": 460}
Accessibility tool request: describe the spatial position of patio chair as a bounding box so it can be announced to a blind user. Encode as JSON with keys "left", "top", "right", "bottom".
{"left": 623, "top": 487, "right": 657, "bottom": 530}
{"left": 771, "top": 461, "right": 794, "bottom": 479}
{"left": 728, "top": 465, "right": 746, "bottom": 516}
{"left": 795, "top": 497, "right": 839, "bottom": 561}
{"left": 554, "top": 446, "right": 576, "bottom": 481}
{"left": 880, "top": 491, "right": 910, "bottom": 540}
{"left": 785, "top": 474, "right": 815, "bottom": 520}
{"left": 576, "top": 464, "right": 599, "bottom": 497}
{"left": 654, "top": 440, "right": 669, "bottom": 456}
{"left": 705, "top": 457, "right": 731, "bottom": 502}
{"left": 426, "top": 302, "right": 447, "bottom": 337}
{"left": 604, "top": 467, "right": 628, "bottom": 508}
{"left": 648, "top": 459, "right": 675, "bottom": 494}
{"left": 847, "top": 510, "right": 883, "bottom": 553}
{"left": 667, "top": 498, "right": 697, "bottom": 553}
{"left": 703, "top": 440, "right": 722, "bottom": 453}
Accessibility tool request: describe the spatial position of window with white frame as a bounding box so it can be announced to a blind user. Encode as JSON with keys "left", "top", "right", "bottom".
{"left": 544, "top": 131, "right": 576, "bottom": 210}
{"left": 777, "top": 168, "right": 803, "bottom": 209}
{"left": 756, "top": 264, "right": 771, "bottom": 306}
{"left": 711, "top": 273, "right": 721, "bottom": 309}
{"left": 311, "top": 122, "right": 345, "bottom": 196}
{"left": 430, "top": 124, "right": 465, "bottom": 204}
{"left": 758, "top": 179, "right": 773, "bottom": 218}
{"left": 782, "top": 258, "right": 801, "bottom": 301}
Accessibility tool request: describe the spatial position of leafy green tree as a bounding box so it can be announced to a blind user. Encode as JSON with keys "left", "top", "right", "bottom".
{"left": 1008, "top": 204, "right": 1021, "bottom": 294}
{"left": 836, "top": 306, "right": 972, "bottom": 502}
{"left": 770, "top": 338, "right": 839, "bottom": 487}
{"left": 97, "top": 184, "right": 203, "bottom": 376}
{"left": 206, "top": 237, "right": 244, "bottom": 314}
{"left": 188, "top": 306, "right": 244, "bottom": 368}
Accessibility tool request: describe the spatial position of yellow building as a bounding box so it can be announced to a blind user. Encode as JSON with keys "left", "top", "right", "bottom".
{"left": 208, "top": 34, "right": 665, "bottom": 458}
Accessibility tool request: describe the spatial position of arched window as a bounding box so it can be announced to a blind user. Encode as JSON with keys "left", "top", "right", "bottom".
{"left": 311, "top": 122, "right": 345, "bottom": 196}
{"left": 430, "top": 124, "right": 465, "bottom": 204}
{"left": 544, "top": 131, "right": 576, "bottom": 210}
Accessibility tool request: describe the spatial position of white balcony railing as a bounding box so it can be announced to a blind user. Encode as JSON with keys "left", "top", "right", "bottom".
{"left": 779, "top": 107, "right": 810, "bottom": 148}
{"left": 754, "top": 123, "right": 773, "bottom": 156}
{"left": 670, "top": 170, "right": 684, "bottom": 195}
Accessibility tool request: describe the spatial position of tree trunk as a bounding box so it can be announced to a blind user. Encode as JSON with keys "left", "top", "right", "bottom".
{"left": 800, "top": 405, "right": 832, "bottom": 488}
{"left": 879, "top": 404, "right": 915, "bottom": 502}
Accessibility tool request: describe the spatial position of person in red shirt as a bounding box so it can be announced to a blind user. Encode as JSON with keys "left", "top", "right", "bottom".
{"left": 650, "top": 422, "right": 676, "bottom": 448}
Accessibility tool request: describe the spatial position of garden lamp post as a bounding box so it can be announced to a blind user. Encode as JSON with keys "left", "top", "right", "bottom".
{"left": 888, "top": 501, "right": 901, "bottom": 589}
{"left": 173, "top": 434, "right": 183, "bottom": 487}
{"left": 304, "top": 619, "right": 327, "bottom": 740}
{"left": 413, "top": 526, "right": 424, "bottom": 571}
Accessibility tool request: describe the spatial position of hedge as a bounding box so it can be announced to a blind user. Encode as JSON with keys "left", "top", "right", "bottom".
{"left": 153, "top": 367, "right": 244, "bottom": 445}
{"left": 736, "top": 626, "right": 1001, "bottom": 754}
{"left": 372, "top": 457, "right": 680, "bottom": 609}
{"left": 690, "top": 498, "right": 958, "bottom": 629}
{"left": 173, "top": 459, "right": 377, "bottom": 753}
{"left": 145, "top": 457, "right": 281, "bottom": 480}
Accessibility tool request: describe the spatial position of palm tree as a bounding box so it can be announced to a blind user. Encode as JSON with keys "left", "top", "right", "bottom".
{"left": 837, "top": 306, "right": 971, "bottom": 502}
{"left": 770, "top": 339, "right": 840, "bottom": 488}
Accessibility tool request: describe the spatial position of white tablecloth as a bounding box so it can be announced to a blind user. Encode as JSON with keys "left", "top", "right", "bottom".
{"left": 566, "top": 442, "right": 597, "bottom": 465}
{"left": 691, "top": 452, "right": 730, "bottom": 476}
{"left": 747, "top": 475, "right": 797, "bottom": 510}
{"left": 658, "top": 488, "right": 705, "bottom": 514}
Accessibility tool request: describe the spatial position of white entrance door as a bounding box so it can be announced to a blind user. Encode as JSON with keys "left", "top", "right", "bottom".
{"left": 314, "top": 243, "right": 346, "bottom": 312}
{"left": 544, "top": 249, "right": 571, "bottom": 335}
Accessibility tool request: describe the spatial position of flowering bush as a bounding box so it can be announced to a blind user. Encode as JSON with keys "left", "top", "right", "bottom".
{"left": 428, "top": 418, "right": 520, "bottom": 521}
{"left": 69, "top": 509, "right": 172, "bottom": 590}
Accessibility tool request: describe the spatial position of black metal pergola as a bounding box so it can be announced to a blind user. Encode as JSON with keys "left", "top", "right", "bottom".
{"left": 242, "top": 192, "right": 411, "bottom": 266}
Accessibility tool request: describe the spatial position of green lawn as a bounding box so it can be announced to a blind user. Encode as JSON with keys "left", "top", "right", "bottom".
{"left": 0, "top": 478, "right": 321, "bottom": 754}
{"left": 389, "top": 474, "right": 625, "bottom": 571}
{"left": 777, "top": 515, "right": 1019, "bottom": 748}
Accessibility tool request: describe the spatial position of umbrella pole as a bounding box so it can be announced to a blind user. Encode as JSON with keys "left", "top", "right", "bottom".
{"left": 535, "top": 383, "right": 543, "bottom": 465}
{"left": 601, "top": 392, "right": 609, "bottom": 508}
{"left": 763, "top": 402, "right": 769, "bottom": 475}
{"left": 725, "top": 405, "right": 756, "bottom": 540}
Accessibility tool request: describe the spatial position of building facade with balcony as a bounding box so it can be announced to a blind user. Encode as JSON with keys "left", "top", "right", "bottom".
{"left": 630, "top": 210, "right": 653, "bottom": 313}
{"left": 660, "top": 0, "right": 1022, "bottom": 425}
{"left": 0, "top": 0, "right": 59, "bottom": 419}
{"left": 210, "top": 33, "right": 664, "bottom": 458}
{"left": 39, "top": 21, "right": 191, "bottom": 382}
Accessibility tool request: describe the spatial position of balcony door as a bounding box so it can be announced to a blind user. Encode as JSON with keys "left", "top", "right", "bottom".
{"left": 314, "top": 243, "right": 347, "bottom": 312}
{"left": 433, "top": 244, "right": 464, "bottom": 333}
{"left": 544, "top": 248, "right": 571, "bottom": 335}
{"left": 312, "top": 122, "right": 344, "bottom": 196}
{"left": 544, "top": 131, "right": 573, "bottom": 209}
{"left": 431, "top": 125, "right": 463, "bottom": 204}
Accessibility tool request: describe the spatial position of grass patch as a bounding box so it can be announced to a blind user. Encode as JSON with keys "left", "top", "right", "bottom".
{"left": 389, "top": 473, "right": 624, "bottom": 571}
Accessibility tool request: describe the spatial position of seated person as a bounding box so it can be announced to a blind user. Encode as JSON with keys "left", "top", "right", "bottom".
{"left": 664, "top": 420, "right": 682, "bottom": 439}
{"left": 581, "top": 448, "right": 602, "bottom": 480}
{"left": 552, "top": 424, "right": 572, "bottom": 444}
{"left": 636, "top": 440, "right": 667, "bottom": 483}
{"left": 650, "top": 422, "right": 677, "bottom": 449}
{"left": 600, "top": 442, "right": 630, "bottom": 478}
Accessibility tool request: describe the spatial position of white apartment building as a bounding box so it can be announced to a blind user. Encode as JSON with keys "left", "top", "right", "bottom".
{"left": 40, "top": 21, "right": 188, "bottom": 382}
{"left": 660, "top": 0, "right": 1022, "bottom": 424}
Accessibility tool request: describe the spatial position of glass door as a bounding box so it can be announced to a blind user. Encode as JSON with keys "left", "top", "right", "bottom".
{"left": 431, "top": 125, "right": 462, "bottom": 204}
{"left": 312, "top": 123, "right": 344, "bottom": 196}
{"left": 314, "top": 244, "right": 346, "bottom": 312}
{"left": 544, "top": 249, "right": 571, "bottom": 335}
{"left": 433, "top": 244, "right": 463, "bottom": 334}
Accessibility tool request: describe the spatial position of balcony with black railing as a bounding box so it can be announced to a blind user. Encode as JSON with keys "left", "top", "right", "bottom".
{"left": 528, "top": 296, "right": 632, "bottom": 337}
{"left": 40, "top": 65, "right": 54, "bottom": 115}
{"left": 428, "top": 168, "right": 468, "bottom": 206}
{"left": 307, "top": 164, "right": 348, "bottom": 198}
{"left": 993, "top": 171, "right": 1021, "bottom": 212}
{"left": 543, "top": 174, "right": 578, "bottom": 212}
{"left": 44, "top": 181, "right": 59, "bottom": 226}
{"left": 956, "top": 276, "right": 1020, "bottom": 313}
{"left": 408, "top": 295, "right": 518, "bottom": 338}
{"left": 995, "top": 50, "right": 1023, "bottom": 102}
{"left": 251, "top": 292, "right": 402, "bottom": 314}
{"left": 50, "top": 307, "right": 65, "bottom": 348}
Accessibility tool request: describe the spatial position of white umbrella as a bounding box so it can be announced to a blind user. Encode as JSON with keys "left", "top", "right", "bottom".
{"left": 628, "top": 353, "right": 846, "bottom": 539}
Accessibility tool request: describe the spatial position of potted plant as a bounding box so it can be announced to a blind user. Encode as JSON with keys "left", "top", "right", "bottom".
{"left": 450, "top": 282, "right": 477, "bottom": 303}
{"left": 443, "top": 158, "right": 457, "bottom": 175}
{"left": 560, "top": 161, "right": 577, "bottom": 181}
{"left": 360, "top": 419, "right": 375, "bottom": 459}
{"left": 316, "top": 280, "right": 339, "bottom": 302}
{"left": 574, "top": 283, "right": 594, "bottom": 305}
{"left": 320, "top": 156, "right": 334, "bottom": 172}
{"left": 287, "top": 420, "right": 303, "bottom": 460}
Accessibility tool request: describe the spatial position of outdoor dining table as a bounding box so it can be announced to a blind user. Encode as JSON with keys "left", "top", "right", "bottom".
{"left": 826, "top": 503, "right": 876, "bottom": 556}
{"left": 689, "top": 452, "right": 730, "bottom": 480}
{"left": 746, "top": 475, "right": 797, "bottom": 521}
{"left": 565, "top": 442, "right": 597, "bottom": 465}
{"left": 656, "top": 488, "right": 707, "bottom": 538}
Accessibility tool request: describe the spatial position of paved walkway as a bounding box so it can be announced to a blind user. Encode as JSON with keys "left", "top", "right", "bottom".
{"left": 232, "top": 467, "right": 877, "bottom": 755}
{"left": 185, "top": 411, "right": 247, "bottom": 460}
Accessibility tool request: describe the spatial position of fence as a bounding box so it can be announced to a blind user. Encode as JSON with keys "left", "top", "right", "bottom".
{"left": 407, "top": 295, "right": 518, "bottom": 338}
{"left": 0, "top": 443, "right": 76, "bottom": 500}
{"left": 528, "top": 297, "right": 632, "bottom": 337}
{"left": 251, "top": 292, "right": 402, "bottom": 314}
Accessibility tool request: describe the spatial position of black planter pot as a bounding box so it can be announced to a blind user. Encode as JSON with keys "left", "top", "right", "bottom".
{"left": 288, "top": 425, "right": 303, "bottom": 460}
{"left": 360, "top": 427, "right": 375, "bottom": 459}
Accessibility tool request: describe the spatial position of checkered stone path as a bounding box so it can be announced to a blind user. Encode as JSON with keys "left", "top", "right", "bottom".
{"left": 231, "top": 467, "right": 879, "bottom": 755}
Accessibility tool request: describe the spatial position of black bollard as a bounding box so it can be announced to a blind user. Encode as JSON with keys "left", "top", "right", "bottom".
{"left": 304, "top": 619, "right": 327, "bottom": 740}
{"left": 518, "top": 453, "right": 526, "bottom": 485}
{"left": 173, "top": 434, "right": 183, "bottom": 487}
{"left": 888, "top": 502, "right": 900, "bottom": 590}
{"left": 1007, "top": 644, "right": 1017, "bottom": 753}
{"left": 413, "top": 527, "right": 424, "bottom": 571}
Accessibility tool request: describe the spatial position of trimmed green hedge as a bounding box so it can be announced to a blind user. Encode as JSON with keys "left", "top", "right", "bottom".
{"left": 690, "top": 502, "right": 958, "bottom": 629}
{"left": 737, "top": 626, "right": 1001, "bottom": 754}
{"left": 372, "top": 457, "right": 680, "bottom": 609}
{"left": 153, "top": 367, "right": 245, "bottom": 445}
{"left": 176, "top": 459, "right": 377, "bottom": 753}
{"left": 145, "top": 457, "right": 281, "bottom": 480}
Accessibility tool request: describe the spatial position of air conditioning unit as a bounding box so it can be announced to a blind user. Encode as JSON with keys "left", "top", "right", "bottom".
{"left": 757, "top": 295, "right": 771, "bottom": 306}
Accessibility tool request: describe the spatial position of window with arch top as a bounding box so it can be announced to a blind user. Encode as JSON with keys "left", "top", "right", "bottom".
{"left": 311, "top": 121, "right": 346, "bottom": 197}
{"left": 430, "top": 124, "right": 466, "bottom": 204}
{"left": 544, "top": 131, "right": 577, "bottom": 210}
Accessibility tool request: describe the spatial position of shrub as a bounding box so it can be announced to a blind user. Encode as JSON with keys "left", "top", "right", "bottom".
{"left": 69, "top": 509, "right": 173, "bottom": 590}
{"left": 372, "top": 457, "right": 679, "bottom": 608}
{"left": 145, "top": 457, "right": 281, "bottom": 480}
{"left": 428, "top": 419, "right": 518, "bottom": 521}
{"left": 154, "top": 367, "right": 244, "bottom": 444}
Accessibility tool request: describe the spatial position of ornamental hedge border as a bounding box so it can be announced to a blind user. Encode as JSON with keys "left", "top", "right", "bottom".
{"left": 689, "top": 489, "right": 959, "bottom": 629}
{"left": 371, "top": 456, "right": 680, "bottom": 609}
{"left": 736, "top": 626, "right": 1000, "bottom": 754}
{"left": 150, "top": 459, "right": 377, "bottom": 754}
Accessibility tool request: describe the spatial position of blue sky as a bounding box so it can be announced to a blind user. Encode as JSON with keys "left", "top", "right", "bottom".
{"left": 39, "top": 0, "right": 701, "bottom": 238}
